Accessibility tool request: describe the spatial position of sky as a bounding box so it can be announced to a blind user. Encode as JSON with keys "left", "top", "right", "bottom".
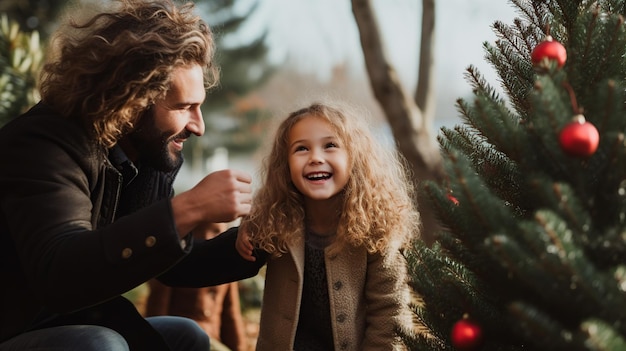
{"left": 246, "top": 0, "right": 519, "bottom": 126}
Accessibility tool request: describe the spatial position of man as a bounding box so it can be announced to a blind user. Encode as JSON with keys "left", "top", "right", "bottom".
{"left": 0, "top": 0, "right": 264, "bottom": 350}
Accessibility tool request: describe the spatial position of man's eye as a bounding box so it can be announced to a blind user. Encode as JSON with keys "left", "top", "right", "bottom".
{"left": 177, "top": 104, "right": 195, "bottom": 111}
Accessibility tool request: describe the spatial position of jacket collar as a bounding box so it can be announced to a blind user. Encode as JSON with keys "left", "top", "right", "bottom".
{"left": 108, "top": 144, "right": 139, "bottom": 187}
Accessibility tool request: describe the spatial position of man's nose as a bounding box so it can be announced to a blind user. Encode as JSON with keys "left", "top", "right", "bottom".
{"left": 188, "top": 106, "right": 205, "bottom": 136}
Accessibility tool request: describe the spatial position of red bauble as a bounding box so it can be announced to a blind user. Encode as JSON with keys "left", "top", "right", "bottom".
{"left": 451, "top": 317, "right": 483, "bottom": 351}
{"left": 447, "top": 193, "right": 460, "bottom": 206}
{"left": 531, "top": 35, "right": 567, "bottom": 68}
{"left": 559, "top": 115, "right": 599, "bottom": 157}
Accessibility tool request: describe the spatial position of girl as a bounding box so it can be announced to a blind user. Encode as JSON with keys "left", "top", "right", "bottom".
{"left": 236, "top": 102, "right": 420, "bottom": 351}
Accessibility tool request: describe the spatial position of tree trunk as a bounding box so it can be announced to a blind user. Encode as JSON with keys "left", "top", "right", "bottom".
{"left": 351, "top": 0, "right": 443, "bottom": 244}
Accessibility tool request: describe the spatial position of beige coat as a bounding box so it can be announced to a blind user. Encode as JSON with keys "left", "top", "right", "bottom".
{"left": 255, "top": 238, "right": 410, "bottom": 351}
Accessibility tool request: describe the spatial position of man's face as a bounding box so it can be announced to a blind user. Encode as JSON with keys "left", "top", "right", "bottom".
{"left": 128, "top": 64, "right": 206, "bottom": 172}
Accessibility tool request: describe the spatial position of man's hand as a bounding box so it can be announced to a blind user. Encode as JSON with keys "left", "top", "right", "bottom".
{"left": 171, "top": 169, "right": 252, "bottom": 237}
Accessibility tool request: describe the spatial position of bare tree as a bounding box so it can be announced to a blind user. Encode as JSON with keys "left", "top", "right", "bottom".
{"left": 352, "top": 0, "right": 443, "bottom": 242}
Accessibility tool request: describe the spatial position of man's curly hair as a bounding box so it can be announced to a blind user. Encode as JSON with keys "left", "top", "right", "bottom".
{"left": 244, "top": 101, "right": 421, "bottom": 257}
{"left": 39, "top": 0, "right": 218, "bottom": 147}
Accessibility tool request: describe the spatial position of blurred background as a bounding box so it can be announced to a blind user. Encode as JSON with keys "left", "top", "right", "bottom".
{"left": 0, "top": 0, "right": 516, "bottom": 186}
{"left": 0, "top": 0, "right": 517, "bottom": 349}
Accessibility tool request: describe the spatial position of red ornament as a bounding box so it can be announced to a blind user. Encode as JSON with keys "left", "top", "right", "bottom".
{"left": 451, "top": 317, "right": 483, "bottom": 351}
{"left": 447, "top": 193, "right": 460, "bottom": 206}
{"left": 559, "top": 114, "right": 599, "bottom": 157}
{"left": 531, "top": 35, "right": 567, "bottom": 68}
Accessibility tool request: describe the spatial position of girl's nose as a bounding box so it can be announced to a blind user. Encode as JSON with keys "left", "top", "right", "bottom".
{"left": 308, "top": 148, "right": 324, "bottom": 164}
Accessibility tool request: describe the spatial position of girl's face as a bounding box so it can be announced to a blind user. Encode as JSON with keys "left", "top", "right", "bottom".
{"left": 287, "top": 115, "right": 350, "bottom": 203}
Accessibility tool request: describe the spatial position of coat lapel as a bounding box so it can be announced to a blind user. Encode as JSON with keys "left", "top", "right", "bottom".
{"left": 287, "top": 238, "right": 305, "bottom": 278}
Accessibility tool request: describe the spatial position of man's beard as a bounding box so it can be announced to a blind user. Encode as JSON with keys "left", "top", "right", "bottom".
{"left": 128, "top": 115, "right": 188, "bottom": 172}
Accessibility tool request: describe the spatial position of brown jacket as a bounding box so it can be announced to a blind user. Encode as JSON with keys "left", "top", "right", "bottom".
{"left": 255, "top": 238, "right": 411, "bottom": 351}
{"left": 145, "top": 223, "right": 248, "bottom": 351}
{"left": 145, "top": 280, "right": 247, "bottom": 351}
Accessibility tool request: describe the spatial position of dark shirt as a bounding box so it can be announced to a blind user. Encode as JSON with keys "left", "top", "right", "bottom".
{"left": 294, "top": 231, "right": 336, "bottom": 351}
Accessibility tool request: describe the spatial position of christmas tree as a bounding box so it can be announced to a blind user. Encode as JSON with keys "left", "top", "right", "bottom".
{"left": 402, "top": 1, "right": 626, "bottom": 350}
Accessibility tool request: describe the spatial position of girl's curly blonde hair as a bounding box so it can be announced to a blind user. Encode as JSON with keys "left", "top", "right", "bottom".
{"left": 38, "top": 0, "right": 218, "bottom": 148}
{"left": 244, "top": 102, "right": 421, "bottom": 257}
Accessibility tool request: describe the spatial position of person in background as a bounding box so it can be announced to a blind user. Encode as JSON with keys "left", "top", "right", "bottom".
{"left": 0, "top": 0, "right": 264, "bottom": 350}
{"left": 236, "top": 101, "right": 420, "bottom": 351}
{"left": 145, "top": 222, "right": 248, "bottom": 351}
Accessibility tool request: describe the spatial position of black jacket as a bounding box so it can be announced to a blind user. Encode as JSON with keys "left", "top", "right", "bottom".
{"left": 0, "top": 102, "right": 263, "bottom": 349}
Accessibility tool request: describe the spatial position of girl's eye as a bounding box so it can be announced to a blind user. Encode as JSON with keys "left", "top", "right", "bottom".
{"left": 325, "top": 142, "right": 338, "bottom": 148}
{"left": 294, "top": 145, "right": 308, "bottom": 152}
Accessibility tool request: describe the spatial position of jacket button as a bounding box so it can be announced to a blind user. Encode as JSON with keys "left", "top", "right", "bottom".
{"left": 333, "top": 281, "right": 343, "bottom": 290}
{"left": 337, "top": 313, "right": 347, "bottom": 323}
{"left": 121, "top": 248, "right": 132, "bottom": 259}
{"left": 145, "top": 236, "right": 157, "bottom": 247}
{"left": 339, "top": 341, "right": 349, "bottom": 350}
